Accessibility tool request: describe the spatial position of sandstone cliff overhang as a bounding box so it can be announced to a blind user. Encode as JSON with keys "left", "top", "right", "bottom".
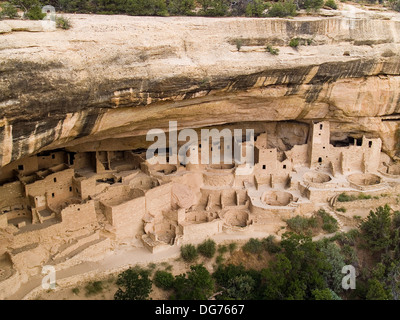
{"left": 1, "top": 5, "right": 400, "bottom": 167}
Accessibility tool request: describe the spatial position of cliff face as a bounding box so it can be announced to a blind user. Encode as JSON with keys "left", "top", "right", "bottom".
{"left": 1, "top": 6, "right": 400, "bottom": 167}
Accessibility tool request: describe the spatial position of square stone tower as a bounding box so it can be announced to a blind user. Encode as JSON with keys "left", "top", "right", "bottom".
{"left": 308, "top": 121, "right": 330, "bottom": 168}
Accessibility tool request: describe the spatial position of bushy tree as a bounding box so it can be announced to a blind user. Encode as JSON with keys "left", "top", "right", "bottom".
{"left": 267, "top": 0, "right": 297, "bottom": 17}
{"left": 198, "top": 0, "right": 229, "bottom": 16}
{"left": 25, "top": 4, "right": 46, "bottom": 20}
{"left": 300, "top": 0, "right": 324, "bottom": 11}
{"left": 197, "top": 239, "right": 216, "bottom": 258}
{"left": 125, "top": 0, "right": 168, "bottom": 16}
{"left": 324, "top": 0, "right": 337, "bottom": 9}
{"left": 181, "top": 244, "right": 198, "bottom": 262}
{"left": 173, "top": 264, "right": 215, "bottom": 300}
{"left": 168, "top": 0, "right": 195, "bottom": 15}
{"left": 0, "top": 2, "right": 19, "bottom": 19}
{"left": 242, "top": 238, "right": 264, "bottom": 254}
{"left": 225, "top": 275, "right": 256, "bottom": 299}
{"left": 114, "top": 267, "right": 152, "bottom": 300}
{"left": 318, "top": 241, "right": 346, "bottom": 292}
{"left": 366, "top": 278, "right": 392, "bottom": 300}
{"left": 245, "top": 0, "right": 268, "bottom": 17}
{"left": 154, "top": 270, "right": 174, "bottom": 290}
{"left": 312, "top": 288, "right": 341, "bottom": 300}
{"left": 360, "top": 205, "right": 392, "bottom": 253}
{"left": 261, "top": 233, "right": 331, "bottom": 300}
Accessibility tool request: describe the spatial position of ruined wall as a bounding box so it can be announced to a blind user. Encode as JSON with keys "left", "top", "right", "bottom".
{"left": 145, "top": 183, "right": 172, "bottom": 217}
{"left": 0, "top": 181, "right": 25, "bottom": 209}
{"left": 181, "top": 220, "right": 223, "bottom": 243}
{"left": 60, "top": 200, "right": 98, "bottom": 231}
{"left": 25, "top": 169, "right": 74, "bottom": 209}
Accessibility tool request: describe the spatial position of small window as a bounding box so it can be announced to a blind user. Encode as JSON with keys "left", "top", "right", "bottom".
{"left": 53, "top": 178, "right": 57, "bottom": 183}
{"left": 18, "top": 165, "right": 24, "bottom": 171}
{"left": 52, "top": 154, "right": 55, "bottom": 159}
{"left": 52, "top": 193, "right": 55, "bottom": 198}
{"left": 69, "top": 187, "right": 72, "bottom": 192}
{"left": 199, "top": 144, "right": 202, "bottom": 148}
{"left": 283, "top": 165, "right": 286, "bottom": 169}
{"left": 323, "top": 147, "right": 325, "bottom": 149}
{"left": 318, "top": 157, "right": 322, "bottom": 163}
{"left": 369, "top": 141, "right": 372, "bottom": 148}
{"left": 262, "top": 165, "right": 266, "bottom": 170}
{"left": 320, "top": 124, "right": 323, "bottom": 130}
{"left": 211, "top": 147, "right": 213, "bottom": 151}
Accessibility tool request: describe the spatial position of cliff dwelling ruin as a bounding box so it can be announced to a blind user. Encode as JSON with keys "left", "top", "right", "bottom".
{"left": 1, "top": 120, "right": 399, "bottom": 298}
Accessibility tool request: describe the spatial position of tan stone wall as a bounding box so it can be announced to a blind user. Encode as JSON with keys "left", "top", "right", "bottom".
{"left": 309, "top": 121, "right": 330, "bottom": 168}
{"left": 73, "top": 152, "right": 95, "bottom": 170}
{"left": 37, "top": 151, "right": 66, "bottom": 170}
{"left": 60, "top": 200, "right": 98, "bottom": 231}
{"left": 0, "top": 213, "right": 7, "bottom": 228}
{"left": 0, "top": 181, "right": 25, "bottom": 209}
{"left": 203, "top": 172, "right": 234, "bottom": 187}
{"left": 0, "top": 156, "right": 38, "bottom": 183}
{"left": 25, "top": 169, "right": 74, "bottom": 209}
{"left": 109, "top": 197, "right": 145, "bottom": 240}
{"left": 181, "top": 219, "right": 223, "bottom": 243}
{"left": 285, "top": 144, "right": 308, "bottom": 167}
{"left": 145, "top": 183, "right": 172, "bottom": 216}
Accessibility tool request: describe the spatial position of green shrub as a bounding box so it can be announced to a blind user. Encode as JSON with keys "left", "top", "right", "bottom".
{"left": 228, "top": 242, "right": 237, "bottom": 253}
{"left": 325, "top": 0, "right": 337, "bottom": 9}
{"left": 25, "top": 5, "right": 46, "bottom": 20}
{"left": 0, "top": 2, "right": 18, "bottom": 19}
{"left": 168, "top": 0, "right": 195, "bottom": 15}
{"left": 358, "top": 193, "right": 372, "bottom": 200}
{"left": 289, "top": 37, "right": 300, "bottom": 48}
{"left": 154, "top": 270, "right": 174, "bottom": 290}
{"left": 336, "top": 207, "right": 346, "bottom": 213}
{"left": 286, "top": 215, "right": 317, "bottom": 234}
{"left": 235, "top": 38, "right": 243, "bottom": 51}
{"left": 317, "top": 209, "right": 339, "bottom": 233}
{"left": 56, "top": 15, "right": 71, "bottom": 29}
{"left": 245, "top": 0, "right": 268, "bottom": 17}
{"left": 337, "top": 193, "right": 355, "bottom": 202}
{"left": 198, "top": 0, "right": 229, "bottom": 16}
{"left": 71, "top": 287, "right": 80, "bottom": 295}
{"left": 84, "top": 281, "right": 103, "bottom": 296}
{"left": 262, "top": 235, "right": 281, "bottom": 253}
{"left": 125, "top": 0, "right": 168, "bottom": 16}
{"left": 242, "top": 238, "right": 263, "bottom": 254}
{"left": 265, "top": 45, "right": 279, "bottom": 55}
{"left": 301, "top": 0, "right": 324, "bottom": 10}
{"left": 267, "top": 0, "right": 297, "bottom": 17}
{"left": 197, "top": 239, "right": 217, "bottom": 258}
{"left": 217, "top": 245, "right": 228, "bottom": 255}
{"left": 216, "top": 254, "right": 224, "bottom": 265}
{"left": 181, "top": 244, "right": 198, "bottom": 262}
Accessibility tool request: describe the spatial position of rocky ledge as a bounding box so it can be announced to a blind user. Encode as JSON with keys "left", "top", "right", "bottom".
{"left": 1, "top": 4, "right": 400, "bottom": 167}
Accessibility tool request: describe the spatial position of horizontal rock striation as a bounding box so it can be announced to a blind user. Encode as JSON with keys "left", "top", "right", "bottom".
{"left": 1, "top": 8, "right": 400, "bottom": 167}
